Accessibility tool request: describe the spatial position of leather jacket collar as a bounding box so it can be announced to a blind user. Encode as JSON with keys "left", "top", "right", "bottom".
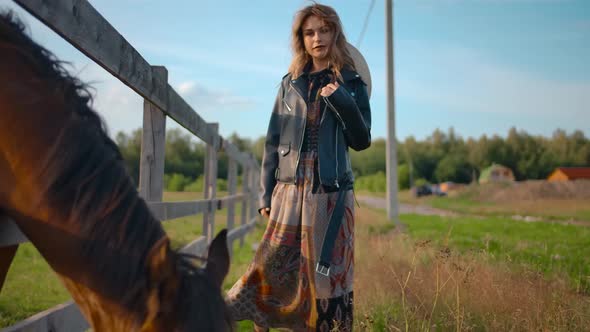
{"left": 289, "top": 64, "right": 363, "bottom": 99}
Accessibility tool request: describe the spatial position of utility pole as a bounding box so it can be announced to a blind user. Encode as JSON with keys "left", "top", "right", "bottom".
{"left": 385, "top": 0, "right": 399, "bottom": 224}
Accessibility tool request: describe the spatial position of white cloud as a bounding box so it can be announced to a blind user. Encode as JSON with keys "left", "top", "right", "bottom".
{"left": 69, "top": 63, "right": 258, "bottom": 137}
{"left": 173, "top": 80, "right": 257, "bottom": 112}
{"left": 177, "top": 81, "right": 196, "bottom": 95}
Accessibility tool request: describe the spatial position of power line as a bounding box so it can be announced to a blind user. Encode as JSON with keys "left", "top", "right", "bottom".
{"left": 356, "top": 0, "right": 376, "bottom": 48}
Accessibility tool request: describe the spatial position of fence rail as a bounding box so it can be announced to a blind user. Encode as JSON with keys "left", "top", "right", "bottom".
{"left": 0, "top": 0, "right": 261, "bottom": 331}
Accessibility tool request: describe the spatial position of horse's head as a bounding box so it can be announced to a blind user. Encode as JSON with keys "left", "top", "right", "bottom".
{"left": 142, "top": 230, "right": 233, "bottom": 332}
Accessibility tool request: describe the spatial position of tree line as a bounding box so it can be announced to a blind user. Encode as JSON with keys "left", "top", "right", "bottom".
{"left": 115, "top": 127, "right": 590, "bottom": 192}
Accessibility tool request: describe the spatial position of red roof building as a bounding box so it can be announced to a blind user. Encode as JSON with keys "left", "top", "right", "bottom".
{"left": 547, "top": 167, "right": 590, "bottom": 181}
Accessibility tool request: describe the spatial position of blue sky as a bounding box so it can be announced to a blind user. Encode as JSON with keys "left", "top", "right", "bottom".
{"left": 3, "top": 0, "right": 589, "bottom": 141}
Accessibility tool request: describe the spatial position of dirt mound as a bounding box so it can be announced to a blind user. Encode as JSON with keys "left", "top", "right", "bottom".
{"left": 466, "top": 180, "right": 590, "bottom": 202}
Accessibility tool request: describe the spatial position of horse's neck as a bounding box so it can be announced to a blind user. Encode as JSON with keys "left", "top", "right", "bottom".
{"left": 11, "top": 197, "right": 176, "bottom": 331}
{"left": 60, "top": 275, "right": 142, "bottom": 331}
{"left": 2, "top": 132, "right": 169, "bottom": 328}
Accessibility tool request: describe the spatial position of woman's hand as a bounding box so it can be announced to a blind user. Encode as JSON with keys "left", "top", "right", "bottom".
{"left": 260, "top": 207, "right": 271, "bottom": 219}
{"left": 320, "top": 81, "right": 340, "bottom": 97}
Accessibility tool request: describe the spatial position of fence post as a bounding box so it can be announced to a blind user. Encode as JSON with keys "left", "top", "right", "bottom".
{"left": 226, "top": 156, "right": 238, "bottom": 255}
{"left": 249, "top": 156, "right": 258, "bottom": 223}
{"left": 240, "top": 164, "right": 250, "bottom": 247}
{"left": 253, "top": 162, "right": 260, "bottom": 222}
{"left": 203, "top": 123, "right": 219, "bottom": 244}
{"left": 139, "top": 66, "right": 167, "bottom": 202}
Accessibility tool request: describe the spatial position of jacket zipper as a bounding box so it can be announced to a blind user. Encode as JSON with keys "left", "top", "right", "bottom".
{"left": 323, "top": 96, "right": 346, "bottom": 130}
{"left": 323, "top": 96, "right": 342, "bottom": 189}
{"left": 335, "top": 122, "right": 339, "bottom": 188}
{"left": 283, "top": 99, "right": 292, "bottom": 112}
{"left": 290, "top": 82, "right": 306, "bottom": 184}
{"left": 317, "top": 103, "right": 329, "bottom": 187}
{"left": 320, "top": 98, "right": 341, "bottom": 189}
{"left": 320, "top": 102, "right": 328, "bottom": 125}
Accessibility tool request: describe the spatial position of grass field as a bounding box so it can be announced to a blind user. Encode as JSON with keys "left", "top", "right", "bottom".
{"left": 1, "top": 191, "right": 589, "bottom": 330}
{"left": 398, "top": 213, "right": 590, "bottom": 293}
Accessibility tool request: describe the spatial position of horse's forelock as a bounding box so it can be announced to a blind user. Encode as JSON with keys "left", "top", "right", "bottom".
{"left": 140, "top": 251, "right": 233, "bottom": 331}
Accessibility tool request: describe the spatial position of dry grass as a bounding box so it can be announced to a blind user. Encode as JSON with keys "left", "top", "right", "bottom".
{"left": 481, "top": 180, "right": 590, "bottom": 201}
{"left": 353, "top": 207, "right": 590, "bottom": 331}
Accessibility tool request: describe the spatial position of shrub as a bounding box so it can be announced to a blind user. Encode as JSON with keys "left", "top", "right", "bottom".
{"left": 166, "top": 173, "right": 191, "bottom": 191}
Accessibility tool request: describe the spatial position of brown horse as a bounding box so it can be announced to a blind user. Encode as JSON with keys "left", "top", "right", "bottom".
{"left": 0, "top": 11, "right": 233, "bottom": 331}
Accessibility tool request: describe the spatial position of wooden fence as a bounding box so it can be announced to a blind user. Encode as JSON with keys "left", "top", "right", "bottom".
{"left": 0, "top": 0, "right": 261, "bottom": 331}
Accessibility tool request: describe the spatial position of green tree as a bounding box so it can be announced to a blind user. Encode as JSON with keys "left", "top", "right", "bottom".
{"left": 434, "top": 155, "right": 471, "bottom": 183}
{"left": 115, "top": 129, "right": 142, "bottom": 185}
{"left": 350, "top": 138, "right": 386, "bottom": 176}
{"left": 398, "top": 164, "right": 410, "bottom": 190}
{"left": 252, "top": 136, "right": 266, "bottom": 163}
{"left": 115, "top": 127, "right": 589, "bottom": 191}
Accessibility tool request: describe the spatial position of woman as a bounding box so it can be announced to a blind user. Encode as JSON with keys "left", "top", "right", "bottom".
{"left": 227, "top": 3, "right": 371, "bottom": 331}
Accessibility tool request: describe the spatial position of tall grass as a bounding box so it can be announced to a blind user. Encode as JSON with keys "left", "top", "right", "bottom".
{"left": 354, "top": 207, "right": 590, "bottom": 331}
{"left": 401, "top": 213, "right": 590, "bottom": 293}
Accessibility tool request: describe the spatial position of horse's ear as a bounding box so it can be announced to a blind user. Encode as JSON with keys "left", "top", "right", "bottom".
{"left": 205, "top": 229, "right": 230, "bottom": 288}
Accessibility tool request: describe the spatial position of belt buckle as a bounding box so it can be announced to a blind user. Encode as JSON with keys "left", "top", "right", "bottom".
{"left": 316, "top": 263, "right": 330, "bottom": 276}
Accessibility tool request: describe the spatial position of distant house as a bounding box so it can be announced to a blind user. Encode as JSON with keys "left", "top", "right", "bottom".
{"left": 479, "top": 164, "right": 515, "bottom": 183}
{"left": 547, "top": 167, "right": 590, "bottom": 181}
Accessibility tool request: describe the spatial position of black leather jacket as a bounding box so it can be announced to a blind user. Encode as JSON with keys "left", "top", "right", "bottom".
{"left": 258, "top": 67, "right": 371, "bottom": 210}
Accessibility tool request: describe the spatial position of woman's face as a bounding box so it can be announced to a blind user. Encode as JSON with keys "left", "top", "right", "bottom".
{"left": 302, "top": 15, "right": 334, "bottom": 63}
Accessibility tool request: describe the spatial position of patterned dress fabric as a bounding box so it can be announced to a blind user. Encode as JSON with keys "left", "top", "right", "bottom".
{"left": 227, "top": 70, "right": 355, "bottom": 331}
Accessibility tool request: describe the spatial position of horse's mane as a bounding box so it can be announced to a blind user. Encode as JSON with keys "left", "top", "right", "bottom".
{"left": 0, "top": 11, "right": 120, "bottom": 156}
{"left": 0, "top": 11, "right": 232, "bottom": 329}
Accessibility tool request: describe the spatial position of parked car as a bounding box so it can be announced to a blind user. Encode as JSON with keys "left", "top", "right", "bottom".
{"left": 413, "top": 185, "right": 432, "bottom": 197}
{"left": 412, "top": 184, "right": 447, "bottom": 198}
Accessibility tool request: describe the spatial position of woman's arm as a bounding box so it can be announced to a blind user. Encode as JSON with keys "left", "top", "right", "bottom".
{"left": 324, "top": 79, "right": 371, "bottom": 151}
{"left": 258, "top": 84, "right": 283, "bottom": 211}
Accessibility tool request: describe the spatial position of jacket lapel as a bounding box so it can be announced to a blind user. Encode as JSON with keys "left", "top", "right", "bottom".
{"left": 289, "top": 75, "right": 308, "bottom": 100}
